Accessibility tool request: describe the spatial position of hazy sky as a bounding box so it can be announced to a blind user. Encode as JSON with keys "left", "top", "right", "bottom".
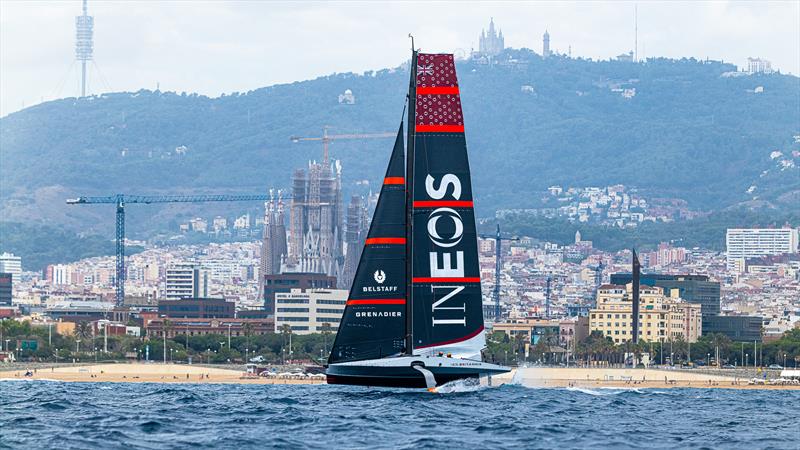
{"left": 1, "top": 1, "right": 798, "bottom": 117}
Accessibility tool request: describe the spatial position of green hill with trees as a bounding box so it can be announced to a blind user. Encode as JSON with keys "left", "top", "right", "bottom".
{"left": 1, "top": 50, "right": 798, "bottom": 268}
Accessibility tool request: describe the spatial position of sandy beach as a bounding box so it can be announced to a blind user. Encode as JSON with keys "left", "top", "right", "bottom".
{"left": 0, "top": 363, "right": 324, "bottom": 385}
{"left": 2, "top": 364, "right": 798, "bottom": 390}
{"left": 493, "top": 367, "right": 800, "bottom": 390}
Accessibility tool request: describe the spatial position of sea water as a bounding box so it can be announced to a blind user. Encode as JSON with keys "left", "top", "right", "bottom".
{"left": 1, "top": 380, "right": 798, "bottom": 449}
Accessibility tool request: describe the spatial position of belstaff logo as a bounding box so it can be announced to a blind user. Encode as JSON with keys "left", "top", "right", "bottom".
{"left": 374, "top": 270, "right": 386, "bottom": 284}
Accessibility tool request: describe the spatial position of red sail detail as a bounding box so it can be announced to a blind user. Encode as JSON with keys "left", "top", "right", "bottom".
{"left": 412, "top": 277, "right": 481, "bottom": 283}
{"left": 415, "top": 125, "right": 465, "bottom": 133}
{"left": 413, "top": 200, "right": 473, "bottom": 208}
{"left": 416, "top": 53, "right": 459, "bottom": 87}
{"left": 346, "top": 299, "right": 406, "bottom": 306}
{"left": 417, "top": 86, "right": 459, "bottom": 95}
{"left": 383, "top": 177, "right": 405, "bottom": 185}
{"left": 415, "top": 53, "right": 464, "bottom": 131}
{"left": 414, "top": 325, "right": 484, "bottom": 350}
{"left": 365, "top": 237, "right": 406, "bottom": 245}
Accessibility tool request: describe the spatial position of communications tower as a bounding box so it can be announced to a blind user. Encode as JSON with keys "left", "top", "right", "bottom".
{"left": 75, "top": 0, "right": 94, "bottom": 97}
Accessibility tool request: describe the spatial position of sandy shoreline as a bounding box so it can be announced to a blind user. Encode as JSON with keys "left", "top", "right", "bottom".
{"left": 0, "top": 363, "right": 323, "bottom": 385}
{"left": 2, "top": 364, "right": 798, "bottom": 390}
{"left": 493, "top": 367, "right": 800, "bottom": 390}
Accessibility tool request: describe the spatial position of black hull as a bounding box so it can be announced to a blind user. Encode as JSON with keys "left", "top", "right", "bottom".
{"left": 327, "top": 372, "right": 476, "bottom": 389}
{"left": 325, "top": 356, "right": 509, "bottom": 389}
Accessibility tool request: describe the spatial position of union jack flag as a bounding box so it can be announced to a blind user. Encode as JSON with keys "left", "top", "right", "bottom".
{"left": 417, "top": 64, "right": 434, "bottom": 76}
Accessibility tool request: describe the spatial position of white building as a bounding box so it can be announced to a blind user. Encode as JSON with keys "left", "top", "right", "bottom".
{"left": 164, "top": 263, "right": 207, "bottom": 300}
{"left": 52, "top": 264, "right": 73, "bottom": 286}
{"left": 233, "top": 214, "right": 250, "bottom": 229}
{"left": 726, "top": 228, "right": 799, "bottom": 272}
{"left": 0, "top": 252, "right": 22, "bottom": 283}
{"left": 478, "top": 18, "right": 504, "bottom": 57}
{"left": 338, "top": 89, "right": 355, "bottom": 104}
{"left": 189, "top": 218, "right": 208, "bottom": 233}
{"left": 746, "top": 57, "right": 773, "bottom": 74}
{"left": 274, "top": 288, "right": 348, "bottom": 334}
{"left": 212, "top": 216, "right": 228, "bottom": 232}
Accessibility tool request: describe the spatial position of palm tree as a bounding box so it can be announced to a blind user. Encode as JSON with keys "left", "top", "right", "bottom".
{"left": 73, "top": 322, "right": 93, "bottom": 353}
{"left": 320, "top": 322, "right": 332, "bottom": 357}
{"left": 162, "top": 319, "right": 172, "bottom": 364}
{"left": 280, "top": 324, "right": 292, "bottom": 364}
{"left": 243, "top": 322, "right": 254, "bottom": 350}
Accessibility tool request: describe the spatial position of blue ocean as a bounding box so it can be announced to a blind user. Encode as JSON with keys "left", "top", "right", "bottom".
{"left": 1, "top": 381, "right": 798, "bottom": 449}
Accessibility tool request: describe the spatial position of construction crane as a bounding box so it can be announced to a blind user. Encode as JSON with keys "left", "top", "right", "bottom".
{"left": 67, "top": 193, "right": 273, "bottom": 306}
{"left": 290, "top": 126, "right": 395, "bottom": 165}
{"left": 545, "top": 276, "right": 552, "bottom": 319}
{"left": 479, "top": 224, "right": 519, "bottom": 322}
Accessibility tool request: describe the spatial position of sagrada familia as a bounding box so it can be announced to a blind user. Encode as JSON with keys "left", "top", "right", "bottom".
{"left": 258, "top": 152, "right": 368, "bottom": 294}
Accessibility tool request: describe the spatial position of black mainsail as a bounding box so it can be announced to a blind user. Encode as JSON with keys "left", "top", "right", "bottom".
{"left": 326, "top": 50, "right": 508, "bottom": 388}
{"left": 328, "top": 125, "right": 407, "bottom": 364}
{"left": 409, "top": 53, "right": 485, "bottom": 359}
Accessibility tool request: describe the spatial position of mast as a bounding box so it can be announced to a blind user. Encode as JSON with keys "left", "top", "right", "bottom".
{"left": 404, "top": 43, "right": 417, "bottom": 356}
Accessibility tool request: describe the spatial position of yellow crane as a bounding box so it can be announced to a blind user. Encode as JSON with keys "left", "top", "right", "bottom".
{"left": 290, "top": 126, "right": 395, "bottom": 164}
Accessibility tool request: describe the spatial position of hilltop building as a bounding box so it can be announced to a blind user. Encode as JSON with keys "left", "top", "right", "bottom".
{"left": 338, "top": 89, "right": 355, "bottom": 104}
{"left": 746, "top": 57, "right": 773, "bottom": 74}
{"left": 589, "top": 283, "right": 703, "bottom": 344}
{"left": 542, "top": 30, "right": 551, "bottom": 58}
{"left": 616, "top": 51, "right": 634, "bottom": 62}
{"left": 274, "top": 288, "right": 348, "bottom": 334}
{"left": 478, "top": 18, "right": 504, "bottom": 57}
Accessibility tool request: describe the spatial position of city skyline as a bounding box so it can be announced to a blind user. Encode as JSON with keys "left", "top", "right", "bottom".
{"left": 1, "top": 1, "right": 799, "bottom": 116}
{"left": 1, "top": 2, "right": 799, "bottom": 444}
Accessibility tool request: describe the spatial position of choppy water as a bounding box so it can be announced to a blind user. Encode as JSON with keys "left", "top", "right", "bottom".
{"left": 1, "top": 380, "right": 798, "bottom": 449}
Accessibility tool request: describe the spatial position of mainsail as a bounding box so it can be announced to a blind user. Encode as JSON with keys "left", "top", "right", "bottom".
{"left": 409, "top": 53, "right": 485, "bottom": 359}
{"left": 328, "top": 125, "right": 407, "bottom": 364}
{"left": 326, "top": 49, "right": 508, "bottom": 388}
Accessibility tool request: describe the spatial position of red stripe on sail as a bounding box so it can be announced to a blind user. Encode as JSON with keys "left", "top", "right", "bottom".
{"left": 414, "top": 325, "right": 485, "bottom": 349}
{"left": 412, "top": 277, "right": 481, "bottom": 283}
{"left": 365, "top": 237, "right": 406, "bottom": 245}
{"left": 415, "top": 124, "right": 465, "bottom": 133}
{"left": 346, "top": 299, "right": 406, "bottom": 305}
{"left": 383, "top": 177, "right": 405, "bottom": 185}
{"left": 417, "top": 86, "right": 460, "bottom": 95}
{"left": 413, "top": 200, "right": 473, "bottom": 208}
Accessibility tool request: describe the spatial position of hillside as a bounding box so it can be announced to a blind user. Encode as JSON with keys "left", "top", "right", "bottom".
{"left": 1, "top": 50, "right": 799, "bottom": 266}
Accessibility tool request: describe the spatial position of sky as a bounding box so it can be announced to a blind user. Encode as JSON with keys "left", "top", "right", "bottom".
{"left": 1, "top": 0, "right": 798, "bottom": 117}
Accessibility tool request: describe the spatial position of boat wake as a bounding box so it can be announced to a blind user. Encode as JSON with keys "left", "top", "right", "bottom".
{"left": 507, "top": 365, "right": 526, "bottom": 386}
{"left": 563, "top": 386, "right": 672, "bottom": 396}
{"left": 434, "top": 378, "right": 487, "bottom": 394}
{"left": 0, "top": 378, "right": 64, "bottom": 383}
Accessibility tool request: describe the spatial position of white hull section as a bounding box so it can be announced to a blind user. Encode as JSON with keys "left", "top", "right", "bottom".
{"left": 413, "top": 331, "right": 486, "bottom": 360}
